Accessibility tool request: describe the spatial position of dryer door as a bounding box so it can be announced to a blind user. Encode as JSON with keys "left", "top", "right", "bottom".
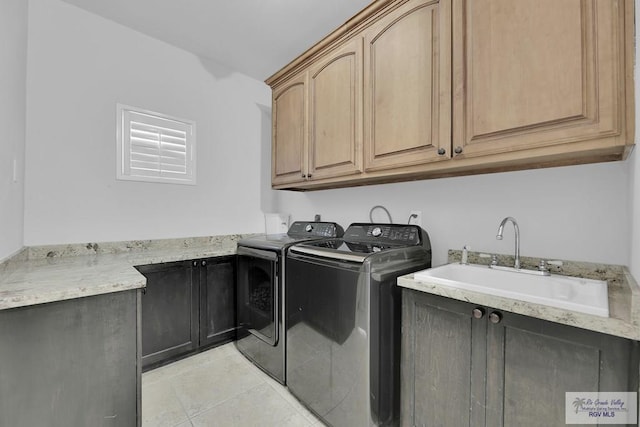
{"left": 237, "top": 246, "right": 279, "bottom": 346}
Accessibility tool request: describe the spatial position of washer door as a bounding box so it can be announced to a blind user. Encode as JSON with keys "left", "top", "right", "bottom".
{"left": 236, "top": 247, "right": 279, "bottom": 346}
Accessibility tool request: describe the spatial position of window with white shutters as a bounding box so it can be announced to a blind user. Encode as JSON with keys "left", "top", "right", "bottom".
{"left": 117, "top": 104, "right": 196, "bottom": 185}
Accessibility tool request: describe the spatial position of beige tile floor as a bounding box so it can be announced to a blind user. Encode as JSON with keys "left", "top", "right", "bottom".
{"left": 142, "top": 342, "right": 327, "bottom": 427}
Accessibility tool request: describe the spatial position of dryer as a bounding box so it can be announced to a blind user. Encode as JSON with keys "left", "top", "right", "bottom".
{"left": 235, "top": 221, "right": 343, "bottom": 384}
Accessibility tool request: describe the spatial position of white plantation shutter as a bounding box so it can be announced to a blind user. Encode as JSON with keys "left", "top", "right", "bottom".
{"left": 117, "top": 104, "right": 196, "bottom": 185}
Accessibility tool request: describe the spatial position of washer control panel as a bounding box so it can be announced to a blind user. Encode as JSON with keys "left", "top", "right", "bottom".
{"left": 344, "top": 224, "right": 422, "bottom": 245}
{"left": 288, "top": 221, "right": 344, "bottom": 238}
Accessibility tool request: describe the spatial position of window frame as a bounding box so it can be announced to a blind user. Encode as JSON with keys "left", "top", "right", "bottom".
{"left": 116, "top": 104, "right": 197, "bottom": 185}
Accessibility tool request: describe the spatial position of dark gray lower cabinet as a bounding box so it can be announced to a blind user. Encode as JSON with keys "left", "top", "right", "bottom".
{"left": 402, "top": 290, "right": 485, "bottom": 427}
{"left": 401, "top": 289, "right": 640, "bottom": 427}
{"left": 199, "top": 256, "right": 236, "bottom": 347}
{"left": 0, "top": 290, "right": 140, "bottom": 427}
{"left": 138, "top": 256, "right": 236, "bottom": 370}
{"left": 138, "top": 260, "right": 198, "bottom": 369}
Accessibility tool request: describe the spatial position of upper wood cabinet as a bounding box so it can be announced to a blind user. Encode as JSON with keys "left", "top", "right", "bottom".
{"left": 272, "top": 40, "right": 363, "bottom": 185}
{"left": 364, "top": 0, "right": 451, "bottom": 171}
{"left": 266, "top": 0, "right": 634, "bottom": 190}
{"left": 452, "top": 0, "right": 633, "bottom": 160}
{"left": 272, "top": 71, "right": 307, "bottom": 186}
{"left": 309, "top": 38, "right": 363, "bottom": 180}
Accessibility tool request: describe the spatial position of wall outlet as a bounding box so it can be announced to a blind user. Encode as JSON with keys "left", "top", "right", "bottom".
{"left": 409, "top": 210, "right": 422, "bottom": 226}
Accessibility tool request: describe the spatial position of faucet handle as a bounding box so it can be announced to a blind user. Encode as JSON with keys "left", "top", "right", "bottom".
{"left": 538, "top": 259, "right": 549, "bottom": 272}
{"left": 490, "top": 254, "right": 498, "bottom": 266}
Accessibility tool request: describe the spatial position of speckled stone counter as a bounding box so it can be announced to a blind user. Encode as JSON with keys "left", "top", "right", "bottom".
{"left": 0, "top": 234, "right": 250, "bottom": 310}
{"left": 398, "top": 250, "right": 640, "bottom": 341}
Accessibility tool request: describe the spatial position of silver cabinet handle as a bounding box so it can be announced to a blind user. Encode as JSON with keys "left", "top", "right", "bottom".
{"left": 454, "top": 146, "right": 463, "bottom": 154}
{"left": 437, "top": 148, "right": 446, "bottom": 156}
{"left": 489, "top": 311, "right": 502, "bottom": 324}
{"left": 472, "top": 307, "right": 485, "bottom": 319}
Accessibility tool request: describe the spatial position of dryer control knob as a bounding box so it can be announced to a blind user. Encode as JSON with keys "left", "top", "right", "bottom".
{"left": 305, "top": 224, "right": 314, "bottom": 232}
{"left": 372, "top": 227, "right": 382, "bottom": 237}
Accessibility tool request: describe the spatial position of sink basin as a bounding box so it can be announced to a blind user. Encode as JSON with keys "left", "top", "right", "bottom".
{"left": 413, "top": 263, "right": 609, "bottom": 317}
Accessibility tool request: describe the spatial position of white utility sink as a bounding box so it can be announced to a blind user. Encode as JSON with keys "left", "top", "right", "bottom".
{"left": 413, "top": 263, "right": 609, "bottom": 317}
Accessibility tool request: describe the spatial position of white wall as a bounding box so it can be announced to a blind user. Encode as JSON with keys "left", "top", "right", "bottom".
{"left": 631, "top": 151, "right": 639, "bottom": 277}
{"left": 0, "top": 0, "right": 27, "bottom": 260}
{"left": 275, "top": 154, "right": 630, "bottom": 268}
{"left": 24, "top": 0, "right": 271, "bottom": 245}
{"left": 17, "top": 0, "right": 640, "bottom": 274}
{"left": 629, "top": 0, "right": 640, "bottom": 279}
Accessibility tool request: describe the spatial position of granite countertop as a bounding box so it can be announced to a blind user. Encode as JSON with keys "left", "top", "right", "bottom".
{"left": 398, "top": 250, "right": 640, "bottom": 341}
{"left": 0, "top": 234, "right": 249, "bottom": 311}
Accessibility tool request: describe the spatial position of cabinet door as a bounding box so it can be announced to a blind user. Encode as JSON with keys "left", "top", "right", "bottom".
{"left": 364, "top": 0, "right": 452, "bottom": 172}
{"left": 272, "top": 71, "right": 308, "bottom": 186}
{"left": 0, "top": 290, "right": 139, "bottom": 427}
{"left": 308, "top": 37, "right": 363, "bottom": 180}
{"left": 199, "top": 256, "right": 237, "bottom": 348}
{"left": 452, "top": 0, "right": 630, "bottom": 159}
{"left": 485, "top": 309, "right": 640, "bottom": 427}
{"left": 138, "top": 261, "right": 198, "bottom": 370}
{"left": 401, "top": 290, "right": 487, "bottom": 427}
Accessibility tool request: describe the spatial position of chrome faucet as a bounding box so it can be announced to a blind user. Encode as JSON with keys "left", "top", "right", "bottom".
{"left": 496, "top": 217, "right": 520, "bottom": 269}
